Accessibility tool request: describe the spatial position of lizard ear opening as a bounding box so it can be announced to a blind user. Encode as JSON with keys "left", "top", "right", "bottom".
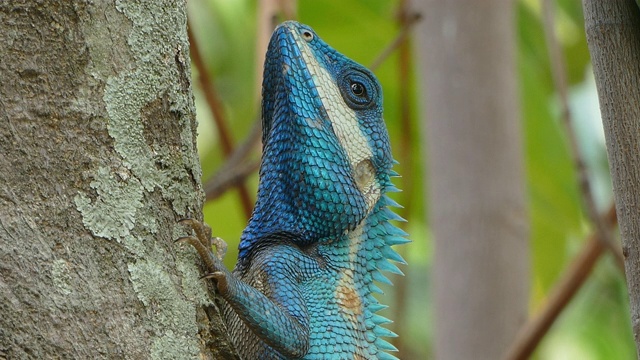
{"left": 353, "top": 158, "right": 381, "bottom": 209}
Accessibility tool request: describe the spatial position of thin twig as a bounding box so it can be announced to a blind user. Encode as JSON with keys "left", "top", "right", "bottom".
{"left": 187, "top": 23, "right": 254, "bottom": 219}
{"left": 541, "top": 0, "right": 624, "bottom": 269}
{"left": 502, "top": 205, "right": 617, "bottom": 360}
{"left": 202, "top": 0, "right": 290, "bottom": 206}
{"left": 205, "top": 120, "right": 262, "bottom": 201}
{"left": 369, "top": 12, "right": 422, "bottom": 71}
{"left": 205, "top": 160, "right": 261, "bottom": 202}
{"left": 187, "top": 25, "right": 234, "bottom": 157}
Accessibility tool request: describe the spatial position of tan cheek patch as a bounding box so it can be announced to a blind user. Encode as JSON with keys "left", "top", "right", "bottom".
{"left": 354, "top": 159, "right": 380, "bottom": 210}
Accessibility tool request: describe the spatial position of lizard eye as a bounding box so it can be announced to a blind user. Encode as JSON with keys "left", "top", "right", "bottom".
{"left": 350, "top": 82, "right": 365, "bottom": 97}
{"left": 338, "top": 69, "right": 378, "bottom": 109}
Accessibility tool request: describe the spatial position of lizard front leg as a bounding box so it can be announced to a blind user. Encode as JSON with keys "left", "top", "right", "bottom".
{"left": 178, "top": 220, "right": 310, "bottom": 359}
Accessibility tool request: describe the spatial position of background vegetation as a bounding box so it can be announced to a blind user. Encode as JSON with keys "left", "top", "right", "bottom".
{"left": 187, "top": 0, "right": 634, "bottom": 358}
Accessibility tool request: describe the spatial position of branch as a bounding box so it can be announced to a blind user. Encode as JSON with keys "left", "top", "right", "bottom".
{"left": 369, "top": 12, "right": 422, "bottom": 71}
{"left": 502, "top": 205, "right": 617, "bottom": 360}
{"left": 583, "top": 0, "right": 640, "bottom": 352}
{"left": 204, "top": 120, "right": 262, "bottom": 202}
{"left": 187, "top": 25, "right": 234, "bottom": 156}
{"left": 541, "top": 0, "right": 624, "bottom": 269}
{"left": 205, "top": 161, "right": 261, "bottom": 202}
{"left": 201, "top": 0, "right": 284, "bottom": 204}
{"left": 187, "top": 23, "right": 254, "bottom": 218}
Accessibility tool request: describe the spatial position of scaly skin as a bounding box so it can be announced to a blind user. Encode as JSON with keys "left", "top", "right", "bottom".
{"left": 180, "top": 21, "right": 408, "bottom": 360}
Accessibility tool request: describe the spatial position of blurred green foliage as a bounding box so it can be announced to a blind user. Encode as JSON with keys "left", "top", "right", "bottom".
{"left": 187, "top": 0, "right": 634, "bottom": 358}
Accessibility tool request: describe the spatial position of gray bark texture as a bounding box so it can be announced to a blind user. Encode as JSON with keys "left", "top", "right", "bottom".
{"left": 0, "top": 1, "right": 236, "bottom": 359}
{"left": 415, "top": 1, "right": 530, "bottom": 359}
{"left": 583, "top": 0, "right": 640, "bottom": 355}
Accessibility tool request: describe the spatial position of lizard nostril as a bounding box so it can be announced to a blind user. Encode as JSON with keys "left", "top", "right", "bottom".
{"left": 302, "top": 30, "right": 314, "bottom": 42}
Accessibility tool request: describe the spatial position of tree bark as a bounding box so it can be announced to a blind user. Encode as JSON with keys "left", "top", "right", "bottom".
{"left": 583, "top": 0, "right": 640, "bottom": 356}
{"left": 415, "top": 1, "right": 529, "bottom": 359}
{"left": 0, "top": 1, "right": 235, "bottom": 358}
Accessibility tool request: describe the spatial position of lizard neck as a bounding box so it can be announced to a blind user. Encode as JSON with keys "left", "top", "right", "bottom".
{"left": 238, "top": 132, "right": 379, "bottom": 258}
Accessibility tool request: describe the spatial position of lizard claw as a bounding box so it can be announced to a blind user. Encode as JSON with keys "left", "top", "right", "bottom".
{"left": 200, "top": 272, "right": 223, "bottom": 280}
{"left": 177, "top": 218, "right": 228, "bottom": 272}
{"left": 178, "top": 218, "right": 212, "bottom": 241}
{"left": 200, "top": 271, "right": 229, "bottom": 293}
{"left": 175, "top": 235, "right": 197, "bottom": 245}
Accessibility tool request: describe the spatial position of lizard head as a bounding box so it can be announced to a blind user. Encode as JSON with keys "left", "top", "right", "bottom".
{"left": 240, "top": 21, "right": 394, "bottom": 257}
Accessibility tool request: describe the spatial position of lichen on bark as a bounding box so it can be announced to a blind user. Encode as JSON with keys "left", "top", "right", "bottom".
{"left": 73, "top": 1, "right": 212, "bottom": 358}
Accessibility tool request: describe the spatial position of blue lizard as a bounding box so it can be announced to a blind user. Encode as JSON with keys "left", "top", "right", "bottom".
{"left": 180, "top": 21, "right": 408, "bottom": 360}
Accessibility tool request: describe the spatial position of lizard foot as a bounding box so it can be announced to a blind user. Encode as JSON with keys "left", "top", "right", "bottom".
{"left": 177, "top": 218, "right": 227, "bottom": 274}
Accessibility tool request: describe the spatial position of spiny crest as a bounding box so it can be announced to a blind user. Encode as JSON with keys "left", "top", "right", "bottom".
{"left": 358, "top": 172, "right": 409, "bottom": 360}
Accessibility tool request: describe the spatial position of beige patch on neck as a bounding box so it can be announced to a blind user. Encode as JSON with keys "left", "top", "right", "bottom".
{"left": 353, "top": 159, "right": 380, "bottom": 209}
{"left": 336, "top": 282, "right": 363, "bottom": 315}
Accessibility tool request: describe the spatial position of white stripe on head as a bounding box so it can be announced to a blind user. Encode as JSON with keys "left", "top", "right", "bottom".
{"left": 293, "top": 29, "right": 381, "bottom": 210}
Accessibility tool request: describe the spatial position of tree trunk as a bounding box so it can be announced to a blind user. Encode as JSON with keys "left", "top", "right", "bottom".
{"left": 0, "top": 1, "right": 235, "bottom": 358}
{"left": 415, "top": 1, "right": 529, "bottom": 359}
{"left": 583, "top": 0, "right": 640, "bottom": 356}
